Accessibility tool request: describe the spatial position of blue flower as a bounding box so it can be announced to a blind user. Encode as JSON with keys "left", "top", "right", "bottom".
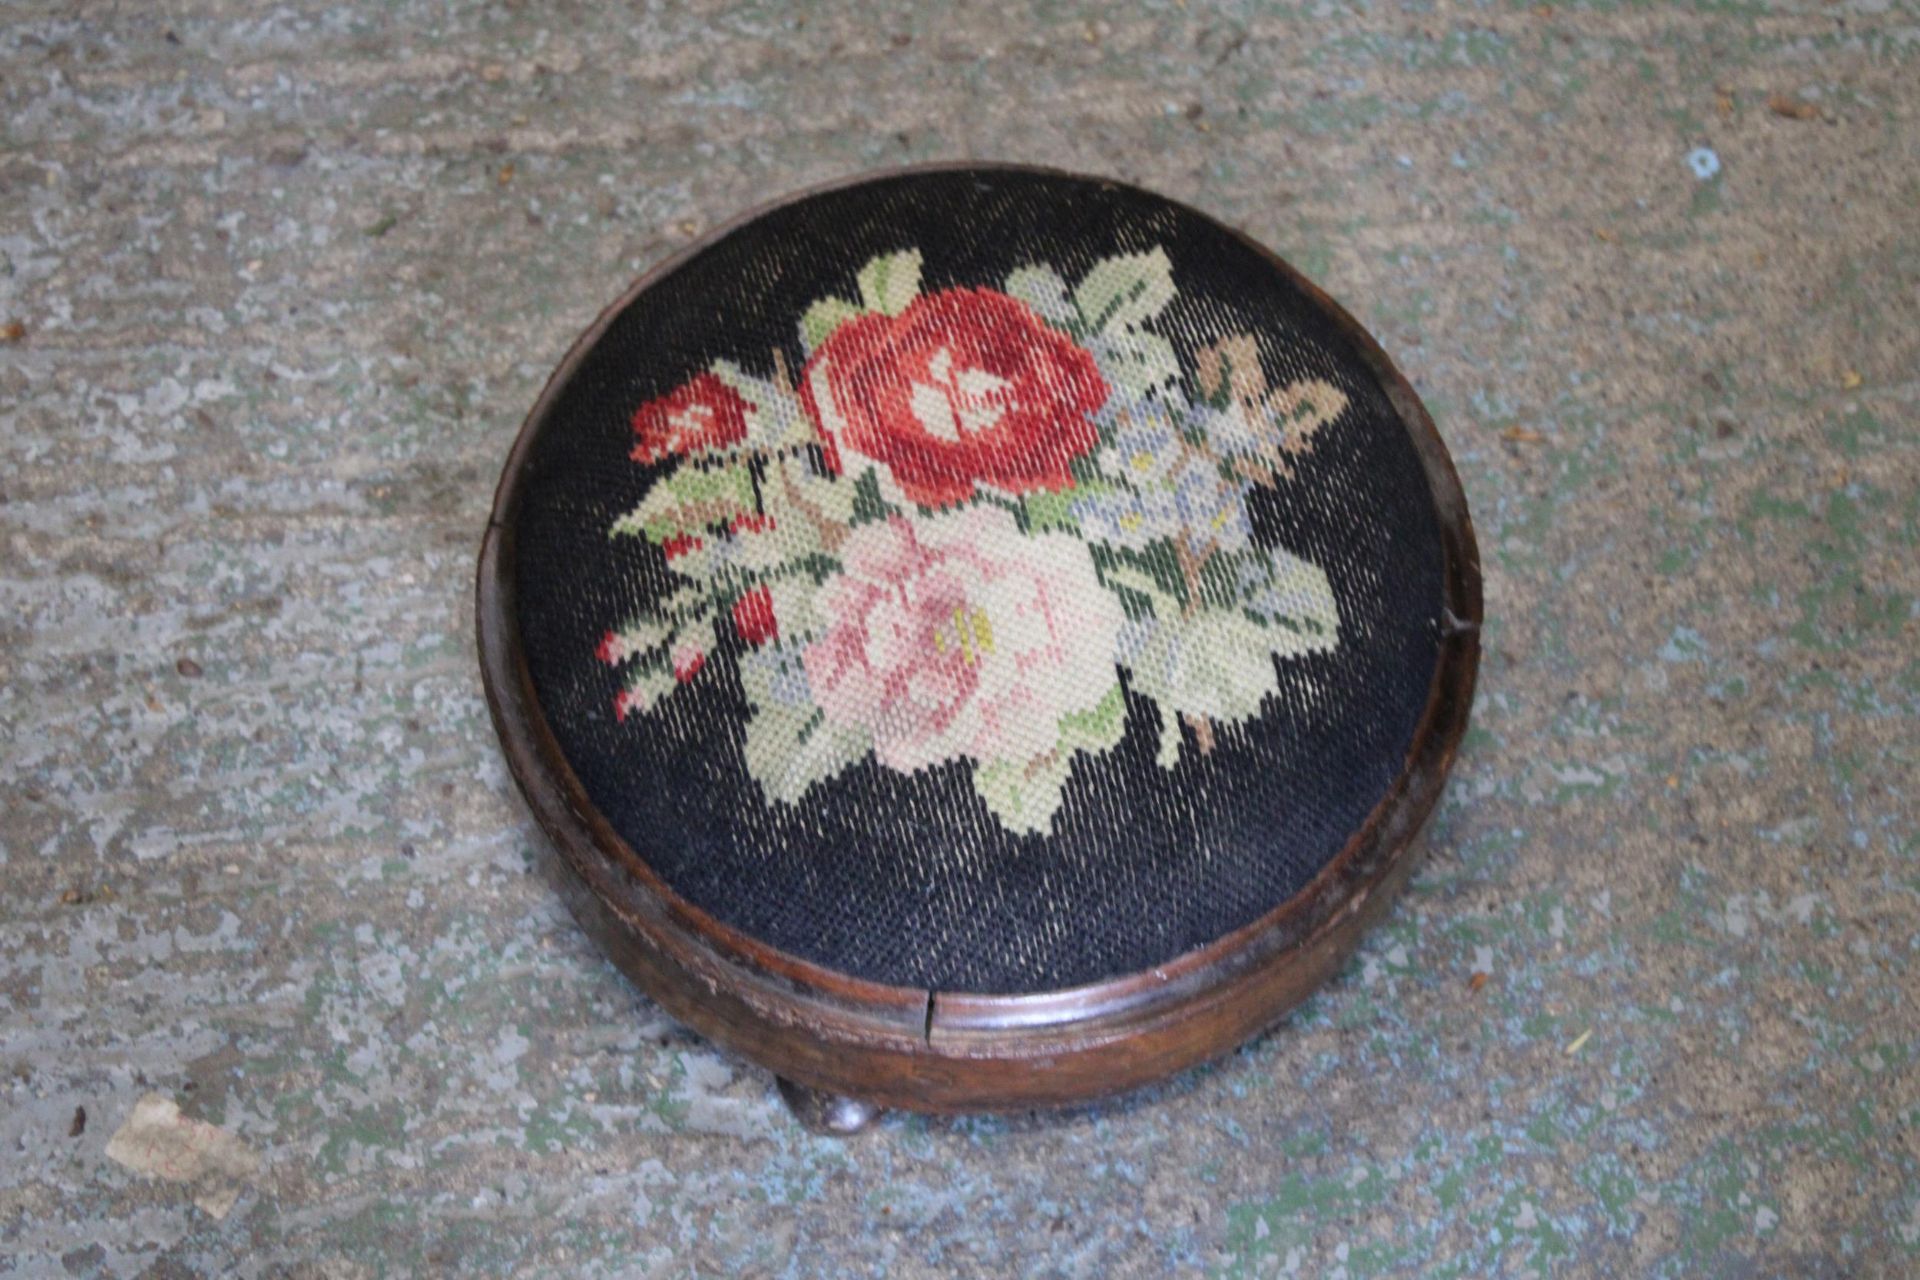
{"left": 1094, "top": 396, "right": 1186, "bottom": 488}
{"left": 1070, "top": 486, "right": 1181, "bottom": 550}
{"left": 1172, "top": 457, "right": 1252, "bottom": 553}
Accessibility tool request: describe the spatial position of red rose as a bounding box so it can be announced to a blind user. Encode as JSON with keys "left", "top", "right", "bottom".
{"left": 730, "top": 585, "right": 778, "bottom": 647}
{"left": 799, "top": 288, "right": 1108, "bottom": 508}
{"left": 631, "top": 372, "right": 749, "bottom": 464}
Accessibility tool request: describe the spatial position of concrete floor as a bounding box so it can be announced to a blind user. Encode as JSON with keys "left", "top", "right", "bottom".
{"left": 3, "top": 2, "right": 1916, "bottom": 1276}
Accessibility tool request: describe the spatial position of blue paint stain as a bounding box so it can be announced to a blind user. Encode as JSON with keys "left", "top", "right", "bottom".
{"left": 1686, "top": 148, "right": 1721, "bottom": 180}
{"left": 1659, "top": 626, "right": 1708, "bottom": 663}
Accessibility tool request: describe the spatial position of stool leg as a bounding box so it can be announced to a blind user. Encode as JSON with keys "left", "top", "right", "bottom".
{"left": 775, "top": 1076, "right": 882, "bottom": 1135}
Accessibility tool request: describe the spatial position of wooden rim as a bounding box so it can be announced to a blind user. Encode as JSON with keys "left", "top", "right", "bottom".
{"left": 476, "top": 162, "right": 1482, "bottom": 1111}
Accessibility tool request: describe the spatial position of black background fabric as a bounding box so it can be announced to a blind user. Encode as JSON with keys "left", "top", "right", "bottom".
{"left": 507, "top": 168, "right": 1445, "bottom": 994}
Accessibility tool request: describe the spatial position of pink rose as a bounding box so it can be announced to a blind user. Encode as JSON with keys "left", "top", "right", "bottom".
{"left": 803, "top": 506, "right": 1123, "bottom": 773}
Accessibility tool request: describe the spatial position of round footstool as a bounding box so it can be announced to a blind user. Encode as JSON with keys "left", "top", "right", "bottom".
{"left": 477, "top": 164, "right": 1480, "bottom": 1130}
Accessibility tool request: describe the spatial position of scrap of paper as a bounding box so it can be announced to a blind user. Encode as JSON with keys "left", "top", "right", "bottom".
{"left": 104, "top": 1093, "right": 261, "bottom": 1220}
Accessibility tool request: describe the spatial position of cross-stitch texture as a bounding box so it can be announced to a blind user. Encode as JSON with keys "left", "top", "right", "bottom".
{"left": 509, "top": 170, "right": 1447, "bottom": 992}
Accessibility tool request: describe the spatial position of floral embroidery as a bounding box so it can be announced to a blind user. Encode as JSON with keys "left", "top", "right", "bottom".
{"left": 599, "top": 246, "right": 1348, "bottom": 834}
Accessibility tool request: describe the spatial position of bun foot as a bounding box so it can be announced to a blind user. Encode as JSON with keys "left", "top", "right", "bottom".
{"left": 776, "top": 1077, "right": 882, "bottom": 1135}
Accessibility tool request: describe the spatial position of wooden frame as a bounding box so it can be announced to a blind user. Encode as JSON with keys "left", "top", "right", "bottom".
{"left": 475, "top": 162, "right": 1482, "bottom": 1116}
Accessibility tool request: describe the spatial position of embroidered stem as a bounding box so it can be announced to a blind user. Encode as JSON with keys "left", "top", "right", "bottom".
{"left": 1173, "top": 537, "right": 1205, "bottom": 613}
{"left": 778, "top": 461, "right": 848, "bottom": 553}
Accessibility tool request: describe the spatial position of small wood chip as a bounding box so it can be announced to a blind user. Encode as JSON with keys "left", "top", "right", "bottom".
{"left": 0, "top": 320, "right": 25, "bottom": 343}
{"left": 1767, "top": 93, "right": 1820, "bottom": 121}
{"left": 1501, "top": 426, "right": 1545, "bottom": 443}
{"left": 497, "top": 163, "right": 515, "bottom": 186}
{"left": 1840, "top": 369, "right": 1862, "bottom": 390}
{"left": 1564, "top": 1029, "right": 1593, "bottom": 1055}
{"left": 1593, "top": 227, "right": 1615, "bottom": 242}
{"left": 175, "top": 656, "right": 204, "bottom": 678}
{"left": 1468, "top": 971, "right": 1490, "bottom": 992}
{"left": 105, "top": 1094, "right": 261, "bottom": 1220}
{"left": 71, "top": 1106, "right": 87, "bottom": 1137}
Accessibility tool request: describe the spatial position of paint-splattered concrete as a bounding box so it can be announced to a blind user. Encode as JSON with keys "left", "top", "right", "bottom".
{"left": 2, "top": 3, "right": 1916, "bottom": 1276}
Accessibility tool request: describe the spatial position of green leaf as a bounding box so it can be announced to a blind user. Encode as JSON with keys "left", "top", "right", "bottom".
{"left": 800, "top": 296, "right": 863, "bottom": 352}
{"left": 974, "top": 752, "right": 1075, "bottom": 837}
{"left": 764, "top": 573, "right": 824, "bottom": 642}
{"left": 604, "top": 584, "right": 718, "bottom": 660}
{"left": 1094, "top": 327, "right": 1182, "bottom": 398}
{"left": 973, "top": 685, "right": 1124, "bottom": 835}
{"left": 670, "top": 463, "right": 755, "bottom": 509}
{"left": 738, "top": 653, "right": 869, "bottom": 804}
{"left": 763, "top": 451, "right": 856, "bottom": 540}
{"left": 1058, "top": 683, "right": 1126, "bottom": 756}
{"left": 1021, "top": 485, "right": 1088, "bottom": 533}
{"left": 610, "top": 484, "right": 684, "bottom": 541}
{"left": 856, "top": 249, "right": 923, "bottom": 317}
{"left": 1154, "top": 709, "right": 1183, "bottom": 769}
{"left": 1004, "top": 264, "right": 1079, "bottom": 329}
{"left": 604, "top": 614, "right": 674, "bottom": 660}
{"left": 849, "top": 466, "right": 893, "bottom": 525}
{"left": 1197, "top": 546, "right": 1246, "bottom": 611}
{"left": 1124, "top": 608, "right": 1281, "bottom": 724}
{"left": 610, "top": 462, "right": 757, "bottom": 542}
{"left": 723, "top": 522, "right": 806, "bottom": 575}
{"left": 1097, "top": 556, "right": 1181, "bottom": 617}
{"left": 1107, "top": 542, "right": 1189, "bottom": 607}
{"left": 1240, "top": 546, "right": 1341, "bottom": 658}
{"left": 616, "top": 664, "right": 677, "bottom": 720}
{"left": 1074, "top": 247, "right": 1175, "bottom": 333}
